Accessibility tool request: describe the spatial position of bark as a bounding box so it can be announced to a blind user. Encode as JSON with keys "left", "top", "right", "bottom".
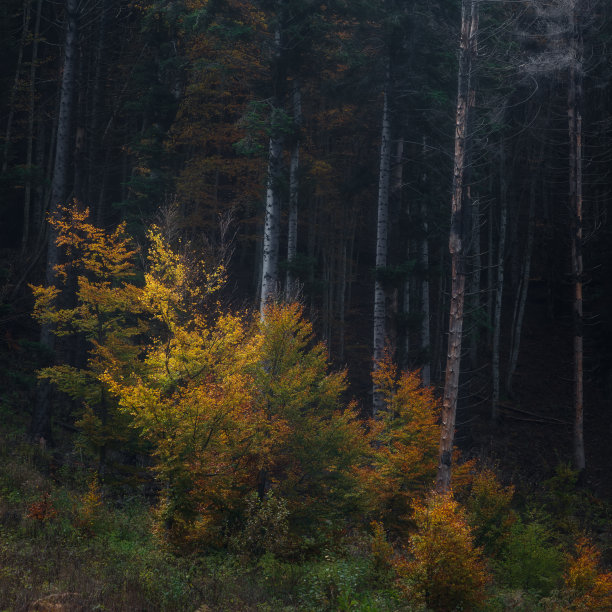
{"left": 260, "top": 21, "right": 286, "bottom": 316}
{"left": 372, "top": 77, "right": 391, "bottom": 417}
{"left": 569, "top": 0, "right": 585, "bottom": 470}
{"left": 31, "top": 0, "right": 79, "bottom": 442}
{"left": 491, "top": 139, "right": 508, "bottom": 423}
{"left": 286, "top": 79, "right": 302, "bottom": 300}
{"left": 260, "top": 128, "right": 283, "bottom": 314}
{"left": 436, "top": 0, "right": 478, "bottom": 494}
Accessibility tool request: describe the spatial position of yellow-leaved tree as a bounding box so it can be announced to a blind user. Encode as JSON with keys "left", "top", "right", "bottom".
{"left": 31, "top": 204, "right": 146, "bottom": 474}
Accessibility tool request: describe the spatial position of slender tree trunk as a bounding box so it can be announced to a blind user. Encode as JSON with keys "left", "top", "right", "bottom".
{"left": 491, "top": 139, "right": 508, "bottom": 423}
{"left": 486, "top": 197, "right": 494, "bottom": 344}
{"left": 569, "top": 0, "right": 585, "bottom": 470}
{"left": 337, "top": 240, "right": 347, "bottom": 361}
{"left": 506, "top": 168, "right": 537, "bottom": 397}
{"left": 31, "top": 0, "right": 79, "bottom": 442}
{"left": 21, "top": 0, "right": 43, "bottom": 254}
{"left": 260, "top": 20, "right": 286, "bottom": 315}
{"left": 286, "top": 79, "right": 301, "bottom": 300}
{"left": 260, "top": 130, "right": 283, "bottom": 314}
{"left": 420, "top": 137, "right": 431, "bottom": 386}
{"left": 2, "top": 0, "right": 30, "bottom": 174}
{"left": 436, "top": 0, "right": 478, "bottom": 494}
{"left": 89, "top": 0, "right": 110, "bottom": 220}
{"left": 469, "top": 193, "right": 480, "bottom": 371}
{"left": 372, "top": 75, "right": 391, "bottom": 417}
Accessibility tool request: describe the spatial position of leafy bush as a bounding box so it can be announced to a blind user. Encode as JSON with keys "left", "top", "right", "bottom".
{"left": 563, "top": 537, "right": 612, "bottom": 610}
{"left": 399, "top": 493, "right": 490, "bottom": 611}
{"left": 496, "top": 519, "right": 564, "bottom": 596}
{"left": 298, "top": 554, "right": 373, "bottom": 610}
{"left": 466, "top": 469, "right": 516, "bottom": 557}
{"left": 229, "top": 491, "right": 289, "bottom": 556}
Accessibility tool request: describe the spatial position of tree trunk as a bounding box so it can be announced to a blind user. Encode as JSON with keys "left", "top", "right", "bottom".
{"left": 372, "top": 76, "right": 391, "bottom": 417}
{"left": 286, "top": 79, "right": 302, "bottom": 300}
{"left": 468, "top": 193, "right": 480, "bottom": 371}
{"left": 436, "top": 0, "right": 478, "bottom": 494}
{"left": 420, "top": 137, "right": 431, "bottom": 386}
{"left": 2, "top": 0, "right": 30, "bottom": 175}
{"left": 260, "top": 21, "right": 286, "bottom": 316}
{"left": 21, "top": 0, "right": 43, "bottom": 254}
{"left": 90, "top": 0, "right": 110, "bottom": 221}
{"left": 569, "top": 0, "right": 585, "bottom": 470}
{"left": 506, "top": 166, "right": 537, "bottom": 397}
{"left": 491, "top": 139, "right": 508, "bottom": 423}
{"left": 31, "top": 0, "right": 79, "bottom": 442}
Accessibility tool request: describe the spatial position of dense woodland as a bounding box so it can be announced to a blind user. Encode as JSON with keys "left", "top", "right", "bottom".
{"left": 2, "top": 0, "right": 612, "bottom": 610}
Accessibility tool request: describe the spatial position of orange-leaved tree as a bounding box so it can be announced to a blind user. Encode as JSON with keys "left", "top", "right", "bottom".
{"left": 363, "top": 348, "right": 440, "bottom": 532}
{"left": 564, "top": 537, "right": 612, "bottom": 610}
{"left": 398, "top": 493, "right": 490, "bottom": 611}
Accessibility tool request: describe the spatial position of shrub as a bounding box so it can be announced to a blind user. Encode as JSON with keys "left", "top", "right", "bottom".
{"left": 496, "top": 519, "right": 564, "bottom": 596}
{"left": 564, "top": 537, "right": 612, "bottom": 610}
{"left": 229, "top": 491, "right": 289, "bottom": 556}
{"left": 401, "top": 493, "right": 489, "bottom": 611}
{"left": 466, "top": 469, "right": 515, "bottom": 557}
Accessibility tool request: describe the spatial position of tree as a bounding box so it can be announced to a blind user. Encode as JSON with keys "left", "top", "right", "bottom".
{"left": 32, "top": 0, "right": 80, "bottom": 442}
{"left": 372, "top": 71, "right": 391, "bottom": 417}
{"left": 436, "top": 0, "right": 479, "bottom": 494}
{"left": 367, "top": 349, "right": 440, "bottom": 532}
{"left": 31, "top": 204, "right": 144, "bottom": 475}
{"left": 568, "top": 0, "right": 585, "bottom": 470}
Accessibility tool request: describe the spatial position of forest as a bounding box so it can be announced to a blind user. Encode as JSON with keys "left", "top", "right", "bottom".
{"left": 1, "top": 0, "right": 612, "bottom": 609}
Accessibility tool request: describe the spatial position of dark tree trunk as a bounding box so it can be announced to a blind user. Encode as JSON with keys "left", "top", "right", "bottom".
{"left": 31, "top": 0, "right": 79, "bottom": 442}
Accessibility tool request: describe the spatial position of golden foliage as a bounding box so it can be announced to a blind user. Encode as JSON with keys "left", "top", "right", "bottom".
{"left": 564, "top": 537, "right": 612, "bottom": 610}
{"left": 399, "top": 493, "right": 490, "bottom": 611}
{"left": 363, "top": 348, "right": 440, "bottom": 531}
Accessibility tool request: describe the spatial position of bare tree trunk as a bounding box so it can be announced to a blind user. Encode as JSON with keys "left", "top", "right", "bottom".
{"left": 491, "top": 139, "right": 508, "bottom": 423}
{"left": 506, "top": 168, "right": 536, "bottom": 397}
{"left": 286, "top": 79, "right": 301, "bottom": 300}
{"left": 337, "top": 240, "right": 347, "bottom": 362}
{"left": 569, "top": 0, "right": 585, "bottom": 470}
{"left": 436, "top": 0, "right": 478, "bottom": 494}
{"left": 420, "top": 137, "right": 431, "bottom": 386}
{"left": 21, "top": 0, "right": 43, "bottom": 254}
{"left": 260, "top": 22, "right": 286, "bottom": 315}
{"left": 31, "top": 0, "right": 79, "bottom": 442}
{"left": 260, "top": 129, "right": 283, "bottom": 313}
{"left": 2, "top": 0, "right": 30, "bottom": 174}
{"left": 486, "top": 197, "right": 494, "bottom": 344}
{"left": 89, "top": 0, "right": 110, "bottom": 222}
{"left": 372, "top": 75, "right": 391, "bottom": 417}
{"left": 468, "top": 193, "right": 480, "bottom": 371}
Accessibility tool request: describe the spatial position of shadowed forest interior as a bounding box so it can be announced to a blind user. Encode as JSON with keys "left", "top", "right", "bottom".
{"left": 1, "top": 0, "right": 612, "bottom": 610}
